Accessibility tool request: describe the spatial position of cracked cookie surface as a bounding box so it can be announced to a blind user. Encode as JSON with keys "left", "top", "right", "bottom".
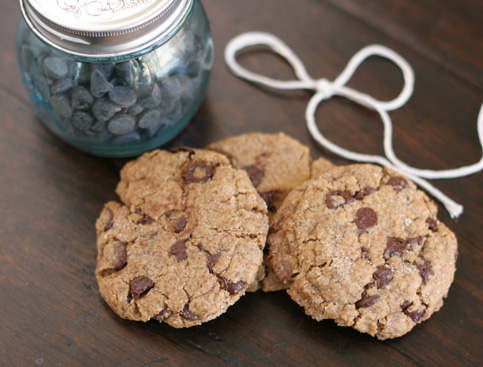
{"left": 268, "top": 164, "right": 457, "bottom": 339}
{"left": 207, "top": 132, "right": 333, "bottom": 292}
{"left": 96, "top": 149, "right": 269, "bottom": 327}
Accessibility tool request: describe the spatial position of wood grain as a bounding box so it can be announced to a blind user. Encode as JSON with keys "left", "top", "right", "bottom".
{"left": 0, "top": 0, "right": 481, "bottom": 366}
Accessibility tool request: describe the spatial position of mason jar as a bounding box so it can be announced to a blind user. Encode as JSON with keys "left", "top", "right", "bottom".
{"left": 17, "top": 0, "right": 213, "bottom": 157}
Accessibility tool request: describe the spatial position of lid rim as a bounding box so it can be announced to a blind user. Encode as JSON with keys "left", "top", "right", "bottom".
{"left": 20, "top": 0, "right": 193, "bottom": 58}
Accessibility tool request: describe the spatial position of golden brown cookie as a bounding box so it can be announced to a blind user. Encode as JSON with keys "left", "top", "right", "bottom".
{"left": 96, "top": 148, "right": 269, "bottom": 327}
{"left": 269, "top": 164, "right": 458, "bottom": 339}
{"left": 207, "top": 132, "right": 333, "bottom": 292}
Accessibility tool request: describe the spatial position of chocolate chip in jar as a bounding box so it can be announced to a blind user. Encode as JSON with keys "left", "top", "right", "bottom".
{"left": 50, "top": 94, "right": 73, "bottom": 119}
{"left": 90, "top": 69, "right": 114, "bottom": 98}
{"left": 108, "top": 86, "right": 138, "bottom": 108}
{"left": 50, "top": 78, "right": 75, "bottom": 95}
{"left": 43, "top": 57, "right": 69, "bottom": 80}
{"left": 107, "top": 114, "right": 137, "bottom": 135}
{"left": 114, "top": 62, "right": 136, "bottom": 87}
{"left": 91, "top": 63, "right": 116, "bottom": 80}
{"left": 71, "top": 111, "right": 95, "bottom": 131}
{"left": 71, "top": 86, "right": 95, "bottom": 110}
{"left": 138, "top": 109, "right": 161, "bottom": 130}
{"left": 138, "top": 82, "right": 162, "bottom": 109}
{"left": 92, "top": 97, "right": 122, "bottom": 122}
{"left": 113, "top": 131, "right": 142, "bottom": 145}
{"left": 127, "top": 103, "right": 145, "bottom": 116}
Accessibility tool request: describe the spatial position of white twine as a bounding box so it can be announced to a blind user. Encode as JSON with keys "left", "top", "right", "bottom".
{"left": 224, "top": 31, "right": 483, "bottom": 219}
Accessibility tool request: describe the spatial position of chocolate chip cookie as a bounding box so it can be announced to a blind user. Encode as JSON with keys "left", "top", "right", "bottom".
{"left": 207, "top": 132, "right": 333, "bottom": 292}
{"left": 96, "top": 149, "right": 269, "bottom": 327}
{"left": 269, "top": 164, "right": 458, "bottom": 339}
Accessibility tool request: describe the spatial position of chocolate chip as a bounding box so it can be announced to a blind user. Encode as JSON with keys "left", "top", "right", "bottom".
{"left": 137, "top": 214, "right": 155, "bottom": 225}
{"left": 401, "top": 301, "right": 426, "bottom": 321}
{"left": 354, "top": 208, "right": 378, "bottom": 229}
{"left": 364, "top": 281, "right": 375, "bottom": 290}
{"left": 91, "top": 69, "right": 113, "bottom": 98}
{"left": 244, "top": 165, "right": 264, "bottom": 188}
{"left": 92, "top": 97, "right": 122, "bottom": 122}
{"left": 112, "top": 242, "right": 128, "bottom": 271}
{"left": 139, "top": 83, "right": 162, "bottom": 108}
{"left": 373, "top": 265, "right": 393, "bottom": 289}
{"left": 171, "top": 240, "right": 187, "bottom": 262}
{"left": 361, "top": 246, "right": 371, "bottom": 260}
{"left": 43, "top": 57, "right": 69, "bottom": 80}
{"left": 92, "top": 63, "right": 115, "bottom": 79}
{"left": 166, "top": 209, "right": 179, "bottom": 217}
{"left": 326, "top": 191, "right": 355, "bottom": 209}
{"left": 127, "top": 103, "right": 144, "bottom": 116}
{"left": 222, "top": 278, "right": 246, "bottom": 295}
{"left": 206, "top": 252, "right": 221, "bottom": 274}
{"left": 50, "top": 94, "right": 73, "bottom": 118}
{"left": 417, "top": 260, "right": 434, "bottom": 285}
{"left": 355, "top": 292, "right": 380, "bottom": 308}
{"left": 71, "top": 86, "right": 94, "bottom": 110}
{"left": 51, "top": 78, "right": 74, "bottom": 95}
{"left": 175, "top": 217, "right": 187, "bottom": 233}
{"left": 183, "top": 161, "right": 213, "bottom": 184}
{"left": 405, "top": 309, "right": 426, "bottom": 323}
{"left": 153, "top": 308, "right": 168, "bottom": 320}
{"left": 89, "top": 120, "right": 107, "bottom": 134}
{"left": 196, "top": 243, "right": 221, "bottom": 273}
{"left": 71, "top": 111, "right": 95, "bottom": 131}
{"left": 260, "top": 191, "right": 277, "bottom": 212}
{"left": 113, "top": 131, "right": 141, "bottom": 144}
{"left": 170, "top": 145, "right": 194, "bottom": 154}
{"left": 114, "top": 62, "right": 135, "bottom": 87}
{"left": 104, "top": 207, "right": 114, "bottom": 231}
{"left": 386, "top": 176, "right": 409, "bottom": 192}
{"left": 180, "top": 304, "right": 200, "bottom": 321}
{"left": 385, "top": 237, "right": 408, "bottom": 257}
{"left": 400, "top": 301, "right": 413, "bottom": 311}
{"left": 157, "top": 77, "right": 181, "bottom": 114}
{"left": 426, "top": 217, "right": 438, "bottom": 232}
{"left": 160, "top": 75, "right": 182, "bottom": 99}
{"left": 407, "top": 236, "right": 423, "bottom": 246}
{"left": 355, "top": 187, "right": 377, "bottom": 200}
{"left": 107, "top": 114, "right": 136, "bottom": 135}
{"left": 138, "top": 109, "right": 161, "bottom": 129}
{"left": 129, "top": 276, "right": 154, "bottom": 300}
{"left": 108, "top": 86, "right": 137, "bottom": 108}
{"left": 165, "top": 99, "right": 184, "bottom": 119}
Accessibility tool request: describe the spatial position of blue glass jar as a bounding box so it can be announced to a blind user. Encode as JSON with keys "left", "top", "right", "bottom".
{"left": 17, "top": 0, "right": 213, "bottom": 157}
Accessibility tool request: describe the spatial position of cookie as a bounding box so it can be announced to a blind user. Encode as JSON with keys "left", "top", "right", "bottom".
{"left": 269, "top": 164, "right": 457, "bottom": 339}
{"left": 208, "top": 132, "right": 333, "bottom": 292}
{"left": 96, "top": 149, "right": 269, "bottom": 327}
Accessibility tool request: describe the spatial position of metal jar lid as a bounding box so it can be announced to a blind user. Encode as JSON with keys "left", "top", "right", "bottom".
{"left": 20, "top": 0, "right": 193, "bottom": 59}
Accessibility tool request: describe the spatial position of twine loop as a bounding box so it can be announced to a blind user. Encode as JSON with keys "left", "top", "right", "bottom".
{"left": 225, "top": 32, "right": 483, "bottom": 218}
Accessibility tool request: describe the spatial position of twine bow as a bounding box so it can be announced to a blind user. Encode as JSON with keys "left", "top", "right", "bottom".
{"left": 224, "top": 32, "right": 483, "bottom": 218}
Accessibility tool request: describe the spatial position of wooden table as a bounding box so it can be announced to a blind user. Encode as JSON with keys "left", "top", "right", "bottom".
{"left": 1, "top": 0, "right": 482, "bottom": 366}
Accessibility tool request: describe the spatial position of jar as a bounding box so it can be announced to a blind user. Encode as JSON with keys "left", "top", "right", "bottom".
{"left": 16, "top": 0, "right": 213, "bottom": 157}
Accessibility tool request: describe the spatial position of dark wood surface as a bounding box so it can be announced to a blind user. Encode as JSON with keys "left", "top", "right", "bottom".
{"left": 1, "top": 0, "right": 482, "bottom": 366}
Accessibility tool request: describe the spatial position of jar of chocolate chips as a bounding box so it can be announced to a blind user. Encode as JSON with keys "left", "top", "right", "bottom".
{"left": 16, "top": 0, "right": 213, "bottom": 157}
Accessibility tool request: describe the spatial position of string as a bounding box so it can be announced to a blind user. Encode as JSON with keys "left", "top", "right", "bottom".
{"left": 224, "top": 31, "right": 483, "bottom": 218}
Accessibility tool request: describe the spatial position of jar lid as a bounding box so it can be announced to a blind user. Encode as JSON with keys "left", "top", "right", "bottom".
{"left": 20, "top": 0, "right": 193, "bottom": 59}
